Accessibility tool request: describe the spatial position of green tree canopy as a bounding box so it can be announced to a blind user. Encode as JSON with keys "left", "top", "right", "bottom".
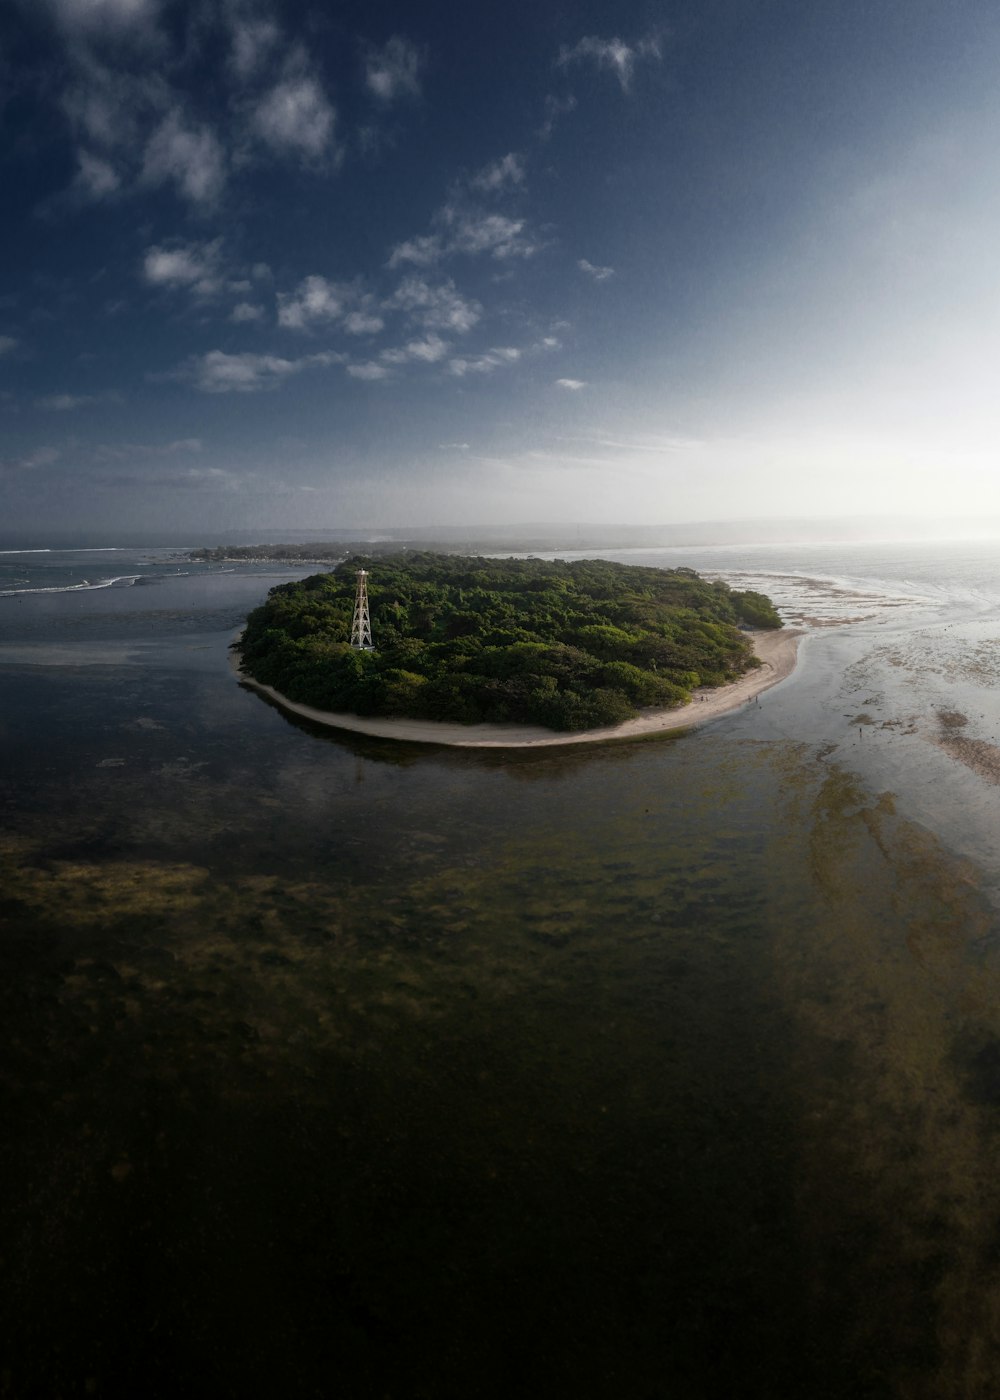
{"left": 239, "top": 553, "right": 782, "bottom": 731}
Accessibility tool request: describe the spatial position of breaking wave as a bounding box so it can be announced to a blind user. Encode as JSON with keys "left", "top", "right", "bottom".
{"left": 0, "top": 575, "right": 143, "bottom": 598}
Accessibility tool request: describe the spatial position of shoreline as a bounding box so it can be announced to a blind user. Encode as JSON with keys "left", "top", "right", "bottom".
{"left": 231, "top": 628, "right": 805, "bottom": 749}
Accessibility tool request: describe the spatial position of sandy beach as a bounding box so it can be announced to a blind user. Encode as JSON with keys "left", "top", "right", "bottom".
{"left": 231, "top": 628, "right": 804, "bottom": 748}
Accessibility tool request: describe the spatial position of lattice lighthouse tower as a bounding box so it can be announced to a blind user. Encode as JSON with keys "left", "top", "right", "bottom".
{"left": 350, "top": 568, "right": 374, "bottom": 650}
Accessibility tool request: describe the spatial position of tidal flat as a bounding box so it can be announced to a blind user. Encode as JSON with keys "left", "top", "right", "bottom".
{"left": 2, "top": 671, "right": 1000, "bottom": 1396}
{"left": 4, "top": 549, "right": 1000, "bottom": 1397}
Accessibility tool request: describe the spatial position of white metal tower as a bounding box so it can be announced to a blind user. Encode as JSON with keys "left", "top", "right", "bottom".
{"left": 350, "top": 568, "right": 374, "bottom": 650}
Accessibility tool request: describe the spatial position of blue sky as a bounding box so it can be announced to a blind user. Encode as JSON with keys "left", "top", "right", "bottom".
{"left": 3, "top": 0, "right": 1000, "bottom": 535}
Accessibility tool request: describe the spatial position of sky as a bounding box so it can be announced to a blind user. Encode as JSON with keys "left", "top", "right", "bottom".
{"left": 4, "top": 0, "right": 1000, "bottom": 537}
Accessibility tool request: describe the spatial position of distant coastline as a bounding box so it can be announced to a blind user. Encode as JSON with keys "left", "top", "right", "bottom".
{"left": 231, "top": 629, "right": 804, "bottom": 749}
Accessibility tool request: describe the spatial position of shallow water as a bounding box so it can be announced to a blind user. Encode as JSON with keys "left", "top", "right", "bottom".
{"left": 3, "top": 543, "right": 1000, "bottom": 1396}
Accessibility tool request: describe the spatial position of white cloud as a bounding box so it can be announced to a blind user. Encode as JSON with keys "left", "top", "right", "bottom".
{"left": 578, "top": 258, "right": 614, "bottom": 281}
{"left": 365, "top": 36, "right": 423, "bottom": 103}
{"left": 539, "top": 92, "right": 577, "bottom": 140}
{"left": 0, "top": 336, "right": 18, "bottom": 356}
{"left": 45, "top": 0, "right": 160, "bottom": 31}
{"left": 556, "top": 378, "right": 586, "bottom": 390}
{"left": 62, "top": 56, "right": 166, "bottom": 155}
{"left": 227, "top": 12, "right": 280, "bottom": 79}
{"left": 35, "top": 393, "right": 97, "bottom": 410}
{"left": 556, "top": 34, "right": 661, "bottom": 93}
{"left": 343, "top": 310, "right": 385, "bottom": 335}
{"left": 449, "top": 347, "right": 521, "bottom": 377}
{"left": 277, "top": 275, "right": 352, "bottom": 329}
{"left": 387, "top": 234, "right": 443, "bottom": 269}
{"left": 75, "top": 150, "right": 121, "bottom": 197}
{"left": 0, "top": 446, "right": 60, "bottom": 479}
{"left": 177, "top": 348, "right": 342, "bottom": 393}
{"left": 93, "top": 462, "right": 242, "bottom": 490}
{"left": 230, "top": 301, "right": 264, "bottom": 323}
{"left": 346, "top": 362, "right": 390, "bottom": 380}
{"left": 94, "top": 436, "right": 203, "bottom": 461}
{"left": 442, "top": 207, "right": 539, "bottom": 260}
{"left": 253, "top": 58, "right": 336, "bottom": 161}
{"left": 142, "top": 239, "right": 223, "bottom": 295}
{"left": 471, "top": 152, "right": 525, "bottom": 194}
{"left": 142, "top": 108, "right": 226, "bottom": 205}
{"left": 387, "top": 277, "right": 481, "bottom": 333}
{"left": 388, "top": 181, "right": 541, "bottom": 269}
{"left": 402, "top": 334, "right": 449, "bottom": 362}
{"left": 380, "top": 333, "right": 449, "bottom": 365}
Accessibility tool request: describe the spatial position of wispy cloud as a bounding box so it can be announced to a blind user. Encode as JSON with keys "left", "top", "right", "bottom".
{"left": 0, "top": 336, "right": 18, "bottom": 356}
{"left": 75, "top": 150, "right": 121, "bottom": 198}
{"left": 556, "top": 34, "right": 662, "bottom": 93}
{"left": 225, "top": 7, "right": 280, "bottom": 80}
{"left": 230, "top": 301, "right": 264, "bottom": 323}
{"left": 449, "top": 347, "right": 521, "bottom": 377}
{"left": 61, "top": 55, "right": 167, "bottom": 179}
{"left": 387, "top": 235, "right": 443, "bottom": 270}
{"left": 389, "top": 207, "right": 540, "bottom": 268}
{"left": 380, "top": 333, "right": 450, "bottom": 365}
{"left": 556, "top": 378, "right": 586, "bottom": 390}
{"left": 346, "top": 361, "right": 390, "bottom": 380}
{"left": 343, "top": 309, "right": 385, "bottom": 335}
{"left": 387, "top": 152, "right": 540, "bottom": 268}
{"left": 578, "top": 258, "right": 614, "bottom": 282}
{"left": 252, "top": 51, "right": 338, "bottom": 162}
{"left": 44, "top": 3, "right": 347, "bottom": 210}
{"left": 470, "top": 152, "right": 525, "bottom": 194}
{"left": 59, "top": 52, "right": 227, "bottom": 212}
{"left": 364, "top": 36, "right": 423, "bottom": 103}
{"left": 275, "top": 275, "right": 386, "bottom": 336}
{"left": 538, "top": 92, "right": 576, "bottom": 140}
{"left": 142, "top": 239, "right": 224, "bottom": 295}
{"left": 44, "top": 0, "right": 162, "bottom": 35}
{"left": 277, "top": 275, "right": 357, "bottom": 330}
{"left": 35, "top": 393, "right": 97, "bottom": 410}
{"left": 94, "top": 437, "right": 203, "bottom": 461}
{"left": 387, "top": 277, "right": 481, "bottom": 333}
{"left": 93, "top": 463, "right": 242, "bottom": 490}
{"left": 441, "top": 206, "right": 540, "bottom": 260}
{"left": 172, "top": 348, "right": 344, "bottom": 394}
{"left": 142, "top": 108, "right": 226, "bottom": 205}
{"left": 555, "top": 432, "right": 706, "bottom": 453}
{"left": 0, "top": 445, "right": 60, "bottom": 478}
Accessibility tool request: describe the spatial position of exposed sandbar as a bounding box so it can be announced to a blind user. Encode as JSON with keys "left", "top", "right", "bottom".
{"left": 231, "top": 629, "right": 804, "bottom": 749}
{"left": 930, "top": 711, "right": 1000, "bottom": 785}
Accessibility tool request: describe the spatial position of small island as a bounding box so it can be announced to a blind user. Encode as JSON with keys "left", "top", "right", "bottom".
{"left": 237, "top": 553, "right": 785, "bottom": 737}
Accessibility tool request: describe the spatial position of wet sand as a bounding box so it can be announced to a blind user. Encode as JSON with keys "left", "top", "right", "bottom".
{"left": 231, "top": 628, "right": 804, "bottom": 748}
{"left": 931, "top": 710, "right": 1000, "bottom": 785}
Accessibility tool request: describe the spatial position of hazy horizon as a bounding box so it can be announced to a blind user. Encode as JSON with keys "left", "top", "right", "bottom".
{"left": 5, "top": 0, "right": 1000, "bottom": 534}
{"left": 7, "top": 512, "right": 1000, "bottom": 553}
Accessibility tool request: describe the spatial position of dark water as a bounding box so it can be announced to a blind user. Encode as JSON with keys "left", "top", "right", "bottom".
{"left": 3, "top": 550, "right": 1000, "bottom": 1397}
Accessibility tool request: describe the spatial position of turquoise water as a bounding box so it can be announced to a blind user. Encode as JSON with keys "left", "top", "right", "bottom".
{"left": 2, "top": 539, "right": 1000, "bottom": 1396}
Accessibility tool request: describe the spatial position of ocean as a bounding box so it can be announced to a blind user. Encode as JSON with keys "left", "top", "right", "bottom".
{"left": 2, "top": 535, "right": 1000, "bottom": 1397}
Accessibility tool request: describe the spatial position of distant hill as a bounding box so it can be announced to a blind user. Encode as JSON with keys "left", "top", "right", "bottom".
{"left": 238, "top": 553, "right": 782, "bottom": 732}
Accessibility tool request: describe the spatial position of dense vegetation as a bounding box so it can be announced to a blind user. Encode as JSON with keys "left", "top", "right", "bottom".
{"left": 239, "top": 554, "right": 782, "bottom": 731}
